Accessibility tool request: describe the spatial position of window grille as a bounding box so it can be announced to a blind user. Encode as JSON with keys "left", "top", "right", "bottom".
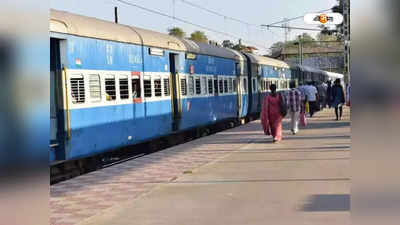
{"left": 144, "top": 78, "right": 152, "bottom": 97}
{"left": 208, "top": 78, "right": 213, "bottom": 94}
{"left": 163, "top": 78, "right": 170, "bottom": 96}
{"left": 188, "top": 76, "right": 194, "bottom": 95}
{"left": 89, "top": 74, "right": 101, "bottom": 102}
{"left": 224, "top": 79, "right": 228, "bottom": 93}
{"left": 228, "top": 78, "right": 233, "bottom": 93}
{"left": 105, "top": 75, "right": 116, "bottom": 101}
{"left": 195, "top": 78, "right": 201, "bottom": 95}
{"left": 219, "top": 78, "right": 223, "bottom": 94}
{"left": 214, "top": 78, "right": 218, "bottom": 95}
{"left": 154, "top": 78, "right": 162, "bottom": 97}
{"left": 181, "top": 78, "right": 187, "bottom": 96}
{"left": 70, "top": 76, "right": 85, "bottom": 104}
{"left": 119, "top": 76, "right": 129, "bottom": 99}
{"left": 201, "top": 77, "right": 207, "bottom": 94}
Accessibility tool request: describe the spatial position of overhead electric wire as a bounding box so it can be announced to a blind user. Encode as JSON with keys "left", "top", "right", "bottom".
{"left": 115, "top": 0, "right": 267, "bottom": 50}
{"left": 179, "top": 0, "right": 257, "bottom": 27}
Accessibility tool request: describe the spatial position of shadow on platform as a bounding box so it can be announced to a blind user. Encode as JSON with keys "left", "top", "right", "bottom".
{"left": 301, "top": 194, "right": 350, "bottom": 212}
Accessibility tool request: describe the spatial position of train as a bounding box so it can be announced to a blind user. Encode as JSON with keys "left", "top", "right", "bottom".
{"left": 50, "top": 9, "right": 342, "bottom": 164}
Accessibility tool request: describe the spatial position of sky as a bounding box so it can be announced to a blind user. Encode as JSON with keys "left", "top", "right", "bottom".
{"left": 50, "top": 0, "right": 337, "bottom": 55}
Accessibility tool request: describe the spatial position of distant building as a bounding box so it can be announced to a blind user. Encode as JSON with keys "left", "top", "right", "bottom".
{"left": 272, "top": 46, "right": 345, "bottom": 74}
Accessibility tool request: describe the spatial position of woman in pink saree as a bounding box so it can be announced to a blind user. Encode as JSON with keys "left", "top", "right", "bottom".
{"left": 261, "top": 84, "right": 283, "bottom": 143}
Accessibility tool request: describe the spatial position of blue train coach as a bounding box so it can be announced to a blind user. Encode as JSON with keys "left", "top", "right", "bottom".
{"left": 50, "top": 10, "right": 244, "bottom": 163}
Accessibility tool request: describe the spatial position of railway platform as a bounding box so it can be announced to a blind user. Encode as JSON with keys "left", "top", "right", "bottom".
{"left": 50, "top": 108, "right": 350, "bottom": 225}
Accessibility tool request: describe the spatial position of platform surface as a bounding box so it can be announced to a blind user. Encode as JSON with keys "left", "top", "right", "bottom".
{"left": 51, "top": 109, "right": 350, "bottom": 225}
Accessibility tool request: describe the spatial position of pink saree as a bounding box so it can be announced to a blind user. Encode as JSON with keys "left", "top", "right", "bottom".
{"left": 261, "top": 94, "right": 283, "bottom": 141}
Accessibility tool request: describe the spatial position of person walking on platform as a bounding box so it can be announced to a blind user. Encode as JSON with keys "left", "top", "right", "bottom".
{"left": 305, "top": 81, "right": 319, "bottom": 118}
{"left": 286, "top": 81, "right": 303, "bottom": 135}
{"left": 326, "top": 80, "right": 333, "bottom": 108}
{"left": 261, "top": 84, "right": 285, "bottom": 143}
{"left": 317, "top": 82, "right": 327, "bottom": 110}
{"left": 331, "top": 78, "right": 345, "bottom": 120}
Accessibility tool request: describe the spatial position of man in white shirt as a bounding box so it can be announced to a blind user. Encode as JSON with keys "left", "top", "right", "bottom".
{"left": 305, "top": 81, "right": 319, "bottom": 117}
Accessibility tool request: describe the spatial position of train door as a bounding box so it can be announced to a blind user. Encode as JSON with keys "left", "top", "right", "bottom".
{"left": 235, "top": 63, "right": 242, "bottom": 118}
{"left": 50, "top": 38, "right": 62, "bottom": 148}
{"left": 169, "top": 53, "right": 182, "bottom": 131}
{"left": 50, "top": 37, "right": 67, "bottom": 161}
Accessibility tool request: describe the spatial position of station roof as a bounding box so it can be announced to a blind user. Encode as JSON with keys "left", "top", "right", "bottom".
{"left": 291, "top": 64, "right": 327, "bottom": 75}
{"left": 326, "top": 71, "right": 344, "bottom": 79}
{"left": 49, "top": 9, "right": 186, "bottom": 51}
{"left": 180, "top": 39, "right": 238, "bottom": 60}
{"left": 245, "top": 53, "right": 290, "bottom": 68}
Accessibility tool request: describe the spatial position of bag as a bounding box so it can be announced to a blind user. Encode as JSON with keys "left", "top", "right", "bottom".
{"left": 300, "top": 112, "right": 307, "bottom": 127}
{"left": 279, "top": 93, "right": 287, "bottom": 117}
{"left": 305, "top": 102, "right": 310, "bottom": 113}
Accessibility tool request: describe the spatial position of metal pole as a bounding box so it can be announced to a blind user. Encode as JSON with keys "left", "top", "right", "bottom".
{"left": 114, "top": 7, "right": 118, "bottom": 24}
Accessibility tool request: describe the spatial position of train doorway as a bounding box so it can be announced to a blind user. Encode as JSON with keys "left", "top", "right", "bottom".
{"left": 169, "top": 53, "right": 181, "bottom": 131}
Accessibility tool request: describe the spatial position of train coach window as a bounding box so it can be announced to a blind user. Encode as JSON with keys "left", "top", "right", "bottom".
{"left": 219, "top": 78, "right": 223, "bottom": 94}
{"left": 180, "top": 78, "right": 187, "bottom": 96}
{"left": 201, "top": 77, "right": 207, "bottom": 95}
{"left": 224, "top": 79, "right": 228, "bottom": 93}
{"left": 213, "top": 78, "right": 218, "bottom": 95}
{"left": 154, "top": 78, "right": 162, "bottom": 97}
{"left": 105, "top": 75, "right": 116, "bottom": 101}
{"left": 163, "top": 78, "right": 170, "bottom": 96}
{"left": 132, "top": 77, "right": 141, "bottom": 98}
{"left": 188, "top": 76, "right": 194, "bottom": 95}
{"left": 70, "top": 75, "right": 85, "bottom": 104}
{"left": 144, "top": 77, "right": 152, "bottom": 98}
{"left": 233, "top": 78, "right": 237, "bottom": 93}
{"left": 208, "top": 78, "right": 213, "bottom": 94}
{"left": 228, "top": 78, "right": 233, "bottom": 93}
{"left": 119, "top": 76, "right": 129, "bottom": 100}
{"left": 195, "top": 78, "right": 201, "bottom": 95}
{"left": 89, "top": 74, "right": 101, "bottom": 102}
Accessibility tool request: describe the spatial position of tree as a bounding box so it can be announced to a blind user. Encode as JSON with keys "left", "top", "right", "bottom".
{"left": 222, "top": 40, "right": 234, "bottom": 48}
{"left": 168, "top": 27, "right": 186, "bottom": 39}
{"left": 190, "top": 31, "right": 208, "bottom": 43}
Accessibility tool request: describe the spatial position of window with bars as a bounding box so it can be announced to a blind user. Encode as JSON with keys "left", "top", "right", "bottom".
{"left": 70, "top": 75, "right": 85, "bottom": 104}
{"left": 233, "top": 78, "right": 237, "bottom": 93}
{"left": 219, "top": 79, "right": 223, "bottom": 94}
{"left": 188, "top": 76, "right": 194, "bottom": 95}
{"left": 224, "top": 79, "right": 228, "bottom": 93}
{"left": 132, "top": 77, "right": 141, "bottom": 98}
{"left": 144, "top": 77, "right": 152, "bottom": 97}
{"left": 208, "top": 78, "right": 213, "bottom": 94}
{"left": 214, "top": 78, "right": 218, "bottom": 95}
{"left": 181, "top": 78, "right": 187, "bottom": 96}
{"left": 228, "top": 78, "right": 233, "bottom": 93}
{"left": 163, "top": 78, "right": 170, "bottom": 96}
{"left": 89, "top": 74, "right": 101, "bottom": 102}
{"left": 201, "top": 77, "right": 207, "bottom": 95}
{"left": 105, "top": 75, "right": 116, "bottom": 101}
{"left": 195, "top": 78, "right": 201, "bottom": 95}
{"left": 154, "top": 78, "right": 162, "bottom": 97}
{"left": 119, "top": 76, "right": 129, "bottom": 100}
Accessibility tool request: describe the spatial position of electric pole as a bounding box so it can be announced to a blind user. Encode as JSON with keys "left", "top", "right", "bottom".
{"left": 343, "top": 0, "right": 350, "bottom": 84}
